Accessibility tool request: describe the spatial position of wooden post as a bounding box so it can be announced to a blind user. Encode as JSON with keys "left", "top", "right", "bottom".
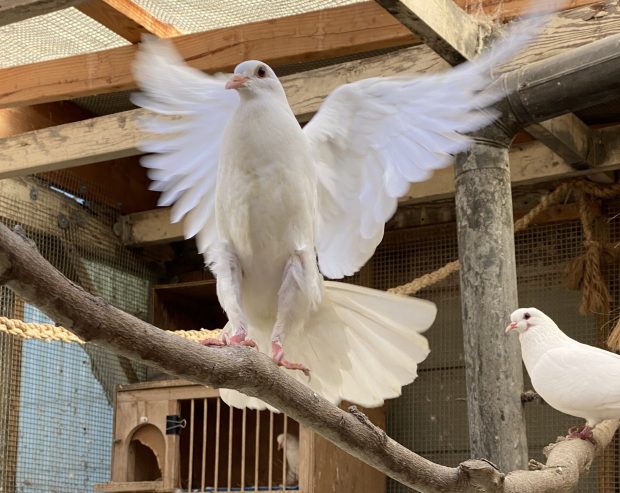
{"left": 454, "top": 122, "right": 528, "bottom": 471}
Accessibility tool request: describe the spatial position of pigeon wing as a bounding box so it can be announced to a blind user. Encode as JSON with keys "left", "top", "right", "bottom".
{"left": 132, "top": 36, "right": 239, "bottom": 254}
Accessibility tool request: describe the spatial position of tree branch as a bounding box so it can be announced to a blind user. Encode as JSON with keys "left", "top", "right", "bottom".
{"left": 0, "top": 220, "right": 615, "bottom": 492}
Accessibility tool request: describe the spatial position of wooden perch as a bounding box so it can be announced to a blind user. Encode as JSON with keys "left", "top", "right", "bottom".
{"left": 0, "top": 220, "right": 615, "bottom": 492}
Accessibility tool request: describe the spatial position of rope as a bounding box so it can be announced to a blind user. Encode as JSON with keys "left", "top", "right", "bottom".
{"left": 0, "top": 316, "right": 221, "bottom": 344}
{"left": 3, "top": 178, "right": 620, "bottom": 345}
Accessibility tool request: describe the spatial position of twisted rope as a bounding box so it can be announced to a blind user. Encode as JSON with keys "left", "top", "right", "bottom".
{"left": 0, "top": 316, "right": 221, "bottom": 343}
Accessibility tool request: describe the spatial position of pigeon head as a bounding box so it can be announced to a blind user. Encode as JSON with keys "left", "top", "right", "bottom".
{"left": 226, "top": 60, "right": 282, "bottom": 96}
{"left": 506, "top": 307, "right": 548, "bottom": 334}
{"left": 276, "top": 433, "right": 285, "bottom": 450}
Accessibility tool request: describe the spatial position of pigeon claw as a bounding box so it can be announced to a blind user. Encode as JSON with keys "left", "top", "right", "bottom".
{"left": 271, "top": 340, "right": 311, "bottom": 379}
{"left": 201, "top": 332, "right": 257, "bottom": 349}
{"left": 200, "top": 337, "right": 226, "bottom": 347}
{"left": 567, "top": 425, "right": 595, "bottom": 444}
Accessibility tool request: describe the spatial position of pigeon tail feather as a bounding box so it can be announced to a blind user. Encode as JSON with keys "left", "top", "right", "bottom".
{"left": 219, "top": 282, "right": 436, "bottom": 410}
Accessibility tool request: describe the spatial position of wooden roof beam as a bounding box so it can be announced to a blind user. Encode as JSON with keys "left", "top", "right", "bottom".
{"left": 76, "top": 0, "right": 182, "bottom": 43}
{"left": 0, "top": 1, "right": 415, "bottom": 108}
{"left": 0, "top": 0, "right": 84, "bottom": 27}
{"left": 525, "top": 114, "right": 600, "bottom": 168}
{"left": 376, "top": 0, "right": 484, "bottom": 65}
{"left": 454, "top": 0, "right": 603, "bottom": 20}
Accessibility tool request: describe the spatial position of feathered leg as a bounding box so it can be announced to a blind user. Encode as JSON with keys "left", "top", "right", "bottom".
{"left": 202, "top": 242, "right": 255, "bottom": 348}
{"left": 271, "top": 250, "right": 318, "bottom": 377}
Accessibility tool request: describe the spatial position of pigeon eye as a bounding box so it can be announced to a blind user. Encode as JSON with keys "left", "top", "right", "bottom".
{"left": 256, "top": 66, "right": 267, "bottom": 78}
{"left": 524, "top": 313, "right": 531, "bottom": 320}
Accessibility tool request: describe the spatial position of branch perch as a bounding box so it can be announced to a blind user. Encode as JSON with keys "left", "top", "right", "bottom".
{"left": 0, "top": 221, "right": 615, "bottom": 492}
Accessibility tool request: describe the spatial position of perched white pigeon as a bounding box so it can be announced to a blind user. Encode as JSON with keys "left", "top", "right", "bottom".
{"left": 132, "top": 18, "right": 542, "bottom": 410}
{"left": 507, "top": 307, "right": 620, "bottom": 441}
{"left": 277, "top": 433, "right": 299, "bottom": 485}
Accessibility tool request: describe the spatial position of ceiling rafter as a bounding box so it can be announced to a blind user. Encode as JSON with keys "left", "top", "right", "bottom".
{"left": 76, "top": 0, "right": 182, "bottom": 43}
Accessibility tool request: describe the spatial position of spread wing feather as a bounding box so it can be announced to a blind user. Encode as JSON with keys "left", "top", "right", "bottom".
{"left": 131, "top": 35, "right": 239, "bottom": 254}
{"left": 305, "top": 20, "right": 542, "bottom": 278}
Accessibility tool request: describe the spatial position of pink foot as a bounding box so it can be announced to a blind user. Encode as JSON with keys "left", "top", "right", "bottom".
{"left": 567, "top": 425, "right": 595, "bottom": 444}
{"left": 201, "top": 330, "right": 257, "bottom": 349}
{"left": 271, "top": 340, "right": 310, "bottom": 378}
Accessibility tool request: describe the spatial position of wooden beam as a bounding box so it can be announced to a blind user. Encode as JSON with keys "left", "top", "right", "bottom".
{"left": 118, "top": 208, "right": 181, "bottom": 245}
{"left": 454, "top": 0, "right": 602, "bottom": 20}
{"left": 0, "top": 1, "right": 415, "bottom": 108}
{"left": 118, "top": 125, "right": 620, "bottom": 246}
{"left": 0, "top": 102, "right": 158, "bottom": 213}
{"left": 525, "top": 113, "right": 602, "bottom": 168}
{"left": 76, "top": 0, "right": 181, "bottom": 43}
{"left": 0, "top": 0, "right": 83, "bottom": 26}
{"left": 376, "top": 0, "right": 483, "bottom": 64}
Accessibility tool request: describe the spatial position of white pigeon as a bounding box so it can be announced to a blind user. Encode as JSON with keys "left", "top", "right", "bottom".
{"left": 132, "top": 19, "right": 541, "bottom": 410}
{"left": 507, "top": 307, "right": 620, "bottom": 441}
{"left": 276, "top": 433, "right": 299, "bottom": 485}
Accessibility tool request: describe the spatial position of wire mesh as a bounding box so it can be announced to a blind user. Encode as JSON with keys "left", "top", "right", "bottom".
{"left": 383, "top": 205, "right": 620, "bottom": 492}
{"left": 0, "top": 172, "right": 155, "bottom": 493}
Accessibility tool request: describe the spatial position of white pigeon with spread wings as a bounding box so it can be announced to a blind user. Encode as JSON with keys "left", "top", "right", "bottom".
{"left": 507, "top": 307, "right": 620, "bottom": 441}
{"left": 132, "top": 19, "right": 541, "bottom": 410}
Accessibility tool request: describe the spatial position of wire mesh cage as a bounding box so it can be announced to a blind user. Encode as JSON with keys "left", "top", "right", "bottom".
{"left": 382, "top": 200, "right": 620, "bottom": 493}
{"left": 0, "top": 172, "right": 155, "bottom": 493}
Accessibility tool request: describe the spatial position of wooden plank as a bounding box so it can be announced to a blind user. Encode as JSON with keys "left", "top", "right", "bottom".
{"left": 0, "top": 0, "right": 83, "bottom": 26}
{"left": 525, "top": 113, "right": 601, "bottom": 167}
{"left": 76, "top": 0, "right": 182, "bottom": 43}
{"left": 0, "top": 108, "right": 147, "bottom": 177}
{"left": 0, "top": 102, "right": 158, "bottom": 213}
{"left": 455, "top": 0, "right": 602, "bottom": 20}
{"left": 0, "top": 101, "right": 91, "bottom": 136}
{"left": 497, "top": 1, "right": 620, "bottom": 74}
{"left": 117, "top": 381, "right": 220, "bottom": 402}
{"left": 94, "top": 480, "right": 169, "bottom": 492}
{"left": 0, "top": 1, "right": 415, "bottom": 108}
{"left": 376, "top": 0, "right": 483, "bottom": 64}
{"left": 299, "top": 404, "right": 385, "bottom": 493}
{"left": 120, "top": 206, "right": 182, "bottom": 245}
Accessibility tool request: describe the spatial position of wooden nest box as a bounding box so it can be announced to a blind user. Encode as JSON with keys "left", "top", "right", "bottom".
{"left": 95, "top": 379, "right": 386, "bottom": 493}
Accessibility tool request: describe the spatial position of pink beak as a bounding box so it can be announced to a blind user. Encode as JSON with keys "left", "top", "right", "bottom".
{"left": 505, "top": 322, "right": 518, "bottom": 334}
{"left": 226, "top": 74, "right": 249, "bottom": 90}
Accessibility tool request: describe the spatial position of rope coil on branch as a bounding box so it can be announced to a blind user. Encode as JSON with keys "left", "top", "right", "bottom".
{"left": 4, "top": 178, "right": 620, "bottom": 345}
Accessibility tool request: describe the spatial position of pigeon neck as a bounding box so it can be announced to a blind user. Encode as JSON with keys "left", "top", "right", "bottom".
{"left": 518, "top": 322, "right": 569, "bottom": 370}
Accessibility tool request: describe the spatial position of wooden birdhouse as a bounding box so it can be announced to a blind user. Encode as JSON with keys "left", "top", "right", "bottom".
{"left": 95, "top": 379, "right": 385, "bottom": 493}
